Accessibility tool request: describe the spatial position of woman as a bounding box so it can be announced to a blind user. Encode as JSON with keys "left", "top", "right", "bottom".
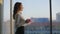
{"left": 13, "top": 2, "right": 31, "bottom": 34}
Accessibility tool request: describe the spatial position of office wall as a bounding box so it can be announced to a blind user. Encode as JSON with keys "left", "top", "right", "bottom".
{"left": 0, "top": 0, "right": 3, "bottom": 34}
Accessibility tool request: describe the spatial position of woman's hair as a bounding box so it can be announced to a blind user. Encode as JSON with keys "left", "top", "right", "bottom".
{"left": 13, "top": 2, "right": 22, "bottom": 19}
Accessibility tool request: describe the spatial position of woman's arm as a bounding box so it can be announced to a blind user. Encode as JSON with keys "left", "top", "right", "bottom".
{"left": 15, "top": 14, "right": 20, "bottom": 27}
{"left": 15, "top": 14, "right": 26, "bottom": 27}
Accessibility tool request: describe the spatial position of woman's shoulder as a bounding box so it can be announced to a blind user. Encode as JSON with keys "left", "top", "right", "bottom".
{"left": 16, "top": 13, "right": 21, "bottom": 16}
{"left": 15, "top": 14, "right": 20, "bottom": 18}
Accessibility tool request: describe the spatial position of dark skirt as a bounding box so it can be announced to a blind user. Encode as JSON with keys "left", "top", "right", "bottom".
{"left": 15, "top": 26, "right": 24, "bottom": 34}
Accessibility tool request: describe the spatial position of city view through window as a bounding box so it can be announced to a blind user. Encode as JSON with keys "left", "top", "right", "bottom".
{"left": 3, "top": 0, "right": 60, "bottom": 34}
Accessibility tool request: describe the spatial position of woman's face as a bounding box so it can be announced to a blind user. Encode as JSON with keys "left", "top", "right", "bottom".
{"left": 19, "top": 4, "right": 24, "bottom": 11}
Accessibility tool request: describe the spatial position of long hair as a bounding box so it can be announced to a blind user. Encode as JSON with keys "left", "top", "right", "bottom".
{"left": 13, "top": 2, "right": 22, "bottom": 19}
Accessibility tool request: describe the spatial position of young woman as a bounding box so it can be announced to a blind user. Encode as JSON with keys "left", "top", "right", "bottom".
{"left": 13, "top": 2, "right": 31, "bottom": 34}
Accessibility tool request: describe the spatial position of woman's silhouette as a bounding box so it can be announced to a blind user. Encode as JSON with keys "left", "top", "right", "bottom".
{"left": 13, "top": 2, "right": 31, "bottom": 34}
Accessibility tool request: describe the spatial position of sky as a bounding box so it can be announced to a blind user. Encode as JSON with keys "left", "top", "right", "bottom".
{"left": 4, "top": 0, "right": 60, "bottom": 21}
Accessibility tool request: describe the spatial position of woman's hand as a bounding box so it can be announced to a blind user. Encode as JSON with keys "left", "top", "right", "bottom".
{"left": 25, "top": 19, "right": 31, "bottom": 23}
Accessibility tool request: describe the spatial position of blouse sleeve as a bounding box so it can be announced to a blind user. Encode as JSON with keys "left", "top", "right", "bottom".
{"left": 15, "top": 14, "right": 20, "bottom": 26}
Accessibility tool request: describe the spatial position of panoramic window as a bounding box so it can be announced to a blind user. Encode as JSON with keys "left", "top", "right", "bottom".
{"left": 12, "top": 0, "right": 50, "bottom": 34}
{"left": 1, "top": 0, "right": 60, "bottom": 34}
{"left": 3, "top": 0, "right": 60, "bottom": 34}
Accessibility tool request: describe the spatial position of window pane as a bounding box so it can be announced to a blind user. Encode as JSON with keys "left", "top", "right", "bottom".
{"left": 12, "top": 0, "right": 50, "bottom": 34}
{"left": 52, "top": 0, "right": 60, "bottom": 34}
{"left": 3, "top": 0, "right": 10, "bottom": 34}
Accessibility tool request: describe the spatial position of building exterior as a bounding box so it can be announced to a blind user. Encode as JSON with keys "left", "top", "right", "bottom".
{"left": 24, "top": 22, "right": 60, "bottom": 34}
{"left": 31, "top": 18, "right": 49, "bottom": 23}
{"left": 24, "top": 22, "right": 50, "bottom": 34}
{"left": 56, "top": 13, "right": 60, "bottom": 22}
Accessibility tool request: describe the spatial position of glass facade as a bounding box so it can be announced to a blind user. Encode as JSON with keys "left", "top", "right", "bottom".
{"left": 11, "top": 0, "right": 60, "bottom": 34}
